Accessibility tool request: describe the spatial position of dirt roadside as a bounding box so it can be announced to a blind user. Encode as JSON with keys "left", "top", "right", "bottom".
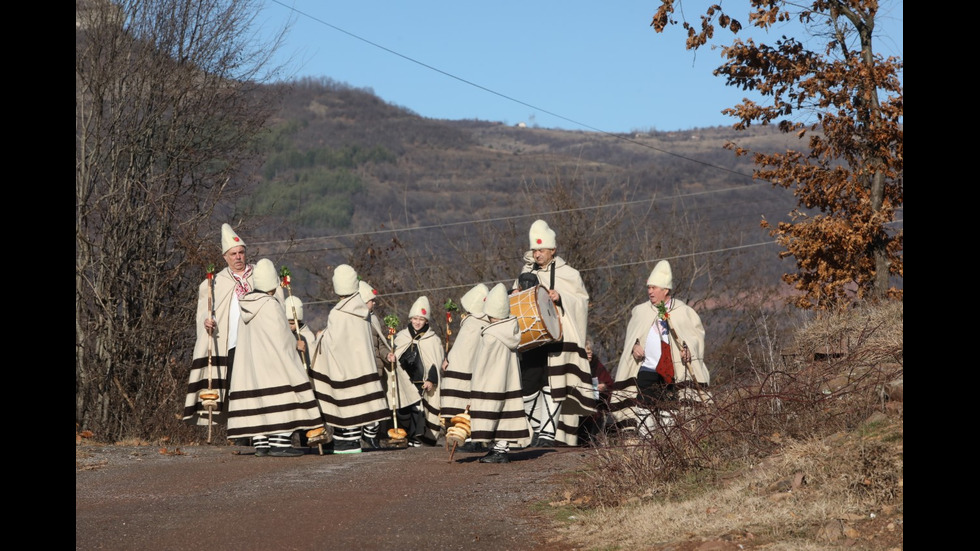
{"left": 76, "top": 441, "right": 586, "bottom": 551}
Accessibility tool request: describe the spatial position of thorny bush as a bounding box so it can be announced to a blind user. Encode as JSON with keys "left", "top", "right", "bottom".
{"left": 567, "top": 301, "right": 903, "bottom": 508}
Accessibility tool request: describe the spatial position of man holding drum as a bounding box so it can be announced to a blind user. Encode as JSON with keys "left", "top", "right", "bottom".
{"left": 512, "top": 220, "right": 596, "bottom": 447}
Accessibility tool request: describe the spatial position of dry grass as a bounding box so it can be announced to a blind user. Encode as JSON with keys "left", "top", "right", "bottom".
{"left": 547, "top": 301, "right": 903, "bottom": 550}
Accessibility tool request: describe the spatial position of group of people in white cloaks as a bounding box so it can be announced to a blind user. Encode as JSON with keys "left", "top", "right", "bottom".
{"left": 184, "top": 220, "right": 712, "bottom": 463}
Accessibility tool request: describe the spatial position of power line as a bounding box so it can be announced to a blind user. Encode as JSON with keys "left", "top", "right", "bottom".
{"left": 251, "top": 181, "right": 774, "bottom": 251}
{"left": 300, "top": 239, "right": 781, "bottom": 306}
{"left": 261, "top": 2, "right": 903, "bottom": 308}
{"left": 262, "top": 3, "right": 764, "bottom": 206}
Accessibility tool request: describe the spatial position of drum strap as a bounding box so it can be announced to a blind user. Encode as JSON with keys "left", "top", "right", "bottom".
{"left": 531, "top": 262, "right": 562, "bottom": 314}
{"left": 529, "top": 261, "right": 556, "bottom": 291}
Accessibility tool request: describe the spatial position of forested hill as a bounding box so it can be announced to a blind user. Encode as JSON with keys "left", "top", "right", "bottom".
{"left": 237, "top": 77, "right": 803, "bottom": 360}
{"left": 246, "top": 77, "right": 797, "bottom": 239}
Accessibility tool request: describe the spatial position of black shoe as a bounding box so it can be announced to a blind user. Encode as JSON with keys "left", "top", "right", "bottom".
{"left": 407, "top": 437, "right": 422, "bottom": 448}
{"left": 535, "top": 436, "right": 556, "bottom": 448}
{"left": 478, "top": 449, "right": 510, "bottom": 464}
{"left": 361, "top": 436, "right": 381, "bottom": 450}
{"left": 268, "top": 446, "right": 305, "bottom": 457}
{"left": 231, "top": 437, "right": 252, "bottom": 446}
{"left": 333, "top": 440, "right": 363, "bottom": 455}
{"left": 254, "top": 447, "right": 270, "bottom": 457}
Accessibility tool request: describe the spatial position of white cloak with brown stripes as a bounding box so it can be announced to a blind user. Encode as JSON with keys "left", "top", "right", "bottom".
{"left": 440, "top": 313, "right": 490, "bottom": 419}
{"left": 468, "top": 317, "right": 532, "bottom": 447}
{"left": 309, "top": 294, "right": 390, "bottom": 429}
{"left": 182, "top": 266, "right": 283, "bottom": 426}
{"left": 516, "top": 253, "right": 597, "bottom": 445}
{"left": 225, "top": 291, "right": 322, "bottom": 438}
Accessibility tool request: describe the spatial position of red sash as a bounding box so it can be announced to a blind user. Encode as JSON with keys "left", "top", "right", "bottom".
{"left": 656, "top": 339, "right": 674, "bottom": 384}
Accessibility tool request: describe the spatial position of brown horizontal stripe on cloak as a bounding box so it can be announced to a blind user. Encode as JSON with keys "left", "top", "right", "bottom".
{"left": 314, "top": 388, "right": 388, "bottom": 408}
{"left": 308, "top": 371, "right": 381, "bottom": 388}
{"left": 229, "top": 383, "right": 315, "bottom": 401}
{"left": 226, "top": 398, "right": 321, "bottom": 419}
{"left": 321, "top": 410, "right": 388, "bottom": 427}
{"left": 468, "top": 388, "right": 525, "bottom": 402}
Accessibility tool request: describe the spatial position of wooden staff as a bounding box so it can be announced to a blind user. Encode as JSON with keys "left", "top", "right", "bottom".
{"left": 444, "top": 298, "right": 458, "bottom": 354}
{"left": 660, "top": 300, "right": 712, "bottom": 405}
{"left": 279, "top": 265, "right": 328, "bottom": 454}
{"left": 205, "top": 263, "right": 217, "bottom": 444}
{"left": 279, "top": 266, "right": 309, "bottom": 368}
{"left": 384, "top": 314, "right": 405, "bottom": 442}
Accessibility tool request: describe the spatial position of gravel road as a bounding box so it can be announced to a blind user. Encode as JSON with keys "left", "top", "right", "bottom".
{"left": 76, "top": 441, "right": 587, "bottom": 551}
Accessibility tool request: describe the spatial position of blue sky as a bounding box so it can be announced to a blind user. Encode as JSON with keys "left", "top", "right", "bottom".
{"left": 259, "top": 1, "right": 903, "bottom": 133}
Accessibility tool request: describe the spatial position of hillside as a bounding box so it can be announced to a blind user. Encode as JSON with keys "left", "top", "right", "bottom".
{"left": 250, "top": 77, "right": 797, "bottom": 235}
{"left": 240, "top": 78, "right": 805, "bottom": 361}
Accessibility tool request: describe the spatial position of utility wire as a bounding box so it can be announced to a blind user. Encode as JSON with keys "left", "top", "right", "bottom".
{"left": 265, "top": 2, "right": 761, "bottom": 181}
{"left": 261, "top": 2, "right": 904, "bottom": 306}
{"left": 300, "top": 239, "right": 782, "bottom": 306}
{"left": 251, "top": 182, "right": 773, "bottom": 250}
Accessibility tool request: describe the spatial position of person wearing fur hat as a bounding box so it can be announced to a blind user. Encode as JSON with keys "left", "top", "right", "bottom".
{"left": 467, "top": 283, "right": 533, "bottom": 463}
{"left": 440, "top": 283, "right": 493, "bottom": 452}
{"left": 309, "top": 265, "right": 390, "bottom": 454}
{"left": 512, "top": 219, "right": 596, "bottom": 448}
{"left": 182, "top": 223, "right": 283, "bottom": 435}
{"left": 226, "top": 258, "right": 323, "bottom": 457}
{"left": 388, "top": 296, "right": 444, "bottom": 447}
{"left": 608, "top": 259, "right": 711, "bottom": 437}
{"left": 439, "top": 283, "right": 491, "bottom": 437}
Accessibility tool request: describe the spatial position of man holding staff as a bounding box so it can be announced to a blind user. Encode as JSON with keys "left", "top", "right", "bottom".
{"left": 609, "top": 260, "right": 711, "bottom": 436}
{"left": 182, "top": 223, "right": 282, "bottom": 431}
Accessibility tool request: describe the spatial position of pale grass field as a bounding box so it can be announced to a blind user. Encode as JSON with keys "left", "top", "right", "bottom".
{"left": 553, "top": 428, "right": 902, "bottom": 550}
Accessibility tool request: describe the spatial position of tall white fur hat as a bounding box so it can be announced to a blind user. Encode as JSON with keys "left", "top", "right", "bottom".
{"left": 332, "top": 264, "right": 359, "bottom": 296}
{"left": 484, "top": 283, "right": 511, "bottom": 319}
{"left": 253, "top": 258, "right": 278, "bottom": 292}
{"left": 221, "top": 223, "right": 246, "bottom": 254}
{"left": 647, "top": 260, "right": 673, "bottom": 289}
{"left": 528, "top": 219, "right": 556, "bottom": 250}
{"left": 359, "top": 280, "right": 379, "bottom": 303}
{"left": 460, "top": 283, "right": 489, "bottom": 315}
{"left": 284, "top": 295, "right": 304, "bottom": 321}
{"left": 409, "top": 296, "right": 431, "bottom": 320}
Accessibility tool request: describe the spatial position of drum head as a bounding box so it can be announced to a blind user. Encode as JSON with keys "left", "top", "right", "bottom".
{"left": 534, "top": 286, "right": 562, "bottom": 340}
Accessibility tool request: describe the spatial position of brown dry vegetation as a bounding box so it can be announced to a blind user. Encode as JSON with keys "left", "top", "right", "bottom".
{"left": 539, "top": 301, "right": 903, "bottom": 550}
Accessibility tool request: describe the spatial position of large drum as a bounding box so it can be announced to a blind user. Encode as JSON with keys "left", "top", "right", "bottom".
{"left": 509, "top": 285, "right": 562, "bottom": 352}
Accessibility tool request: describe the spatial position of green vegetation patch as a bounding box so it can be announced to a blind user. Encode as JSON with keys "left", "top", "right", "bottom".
{"left": 247, "top": 168, "right": 361, "bottom": 230}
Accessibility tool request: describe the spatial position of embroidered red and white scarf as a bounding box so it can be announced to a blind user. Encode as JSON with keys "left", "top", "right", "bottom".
{"left": 231, "top": 264, "right": 253, "bottom": 299}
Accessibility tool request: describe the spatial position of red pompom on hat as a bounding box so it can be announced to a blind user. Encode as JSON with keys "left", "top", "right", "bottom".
{"left": 528, "top": 220, "right": 556, "bottom": 250}
{"left": 221, "top": 223, "right": 246, "bottom": 253}
{"left": 409, "top": 296, "right": 431, "bottom": 320}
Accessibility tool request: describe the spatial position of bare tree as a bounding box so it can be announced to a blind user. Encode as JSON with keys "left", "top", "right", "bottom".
{"left": 76, "top": 0, "right": 286, "bottom": 439}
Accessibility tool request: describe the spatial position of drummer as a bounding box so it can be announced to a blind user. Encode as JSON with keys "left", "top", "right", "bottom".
{"left": 511, "top": 220, "right": 596, "bottom": 447}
